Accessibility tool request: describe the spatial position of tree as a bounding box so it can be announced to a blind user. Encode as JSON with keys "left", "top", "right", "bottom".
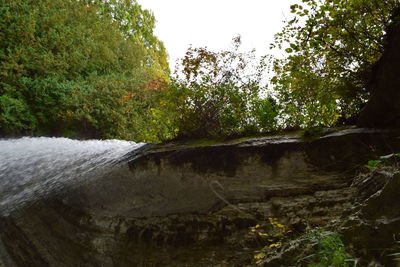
{"left": 0, "top": 0, "right": 171, "bottom": 141}
{"left": 171, "top": 37, "right": 278, "bottom": 138}
{"left": 270, "top": 0, "right": 400, "bottom": 128}
{"left": 84, "top": 0, "right": 169, "bottom": 73}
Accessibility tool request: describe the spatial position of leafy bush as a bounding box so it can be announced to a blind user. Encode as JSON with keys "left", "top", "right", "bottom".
{"left": 299, "top": 230, "right": 357, "bottom": 267}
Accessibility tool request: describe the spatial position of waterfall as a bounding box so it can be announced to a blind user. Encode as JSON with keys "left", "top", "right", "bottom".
{"left": 0, "top": 137, "right": 144, "bottom": 215}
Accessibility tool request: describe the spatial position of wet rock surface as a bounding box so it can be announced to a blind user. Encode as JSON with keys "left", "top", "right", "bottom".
{"left": 1, "top": 128, "right": 400, "bottom": 266}
{"left": 341, "top": 170, "right": 400, "bottom": 265}
{"left": 255, "top": 168, "right": 400, "bottom": 267}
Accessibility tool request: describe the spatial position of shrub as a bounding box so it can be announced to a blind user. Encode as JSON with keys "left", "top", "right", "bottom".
{"left": 171, "top": 37, "right": 278, "bottom": 138}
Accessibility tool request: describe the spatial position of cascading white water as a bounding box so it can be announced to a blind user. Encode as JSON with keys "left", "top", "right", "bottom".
{"left": 0, "top": 137, "right": 144, "bottom": 215}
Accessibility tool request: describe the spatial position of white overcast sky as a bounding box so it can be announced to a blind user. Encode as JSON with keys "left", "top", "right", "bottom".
{"left": 138, "top": 0, "right": 299, "bottom": 70}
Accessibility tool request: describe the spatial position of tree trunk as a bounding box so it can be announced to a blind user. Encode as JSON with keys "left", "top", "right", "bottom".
{"left": 358, "top": 9, "right": 400, "bottom": 127}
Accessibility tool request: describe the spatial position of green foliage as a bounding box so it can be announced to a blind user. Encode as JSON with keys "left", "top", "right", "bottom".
{"left": 0, "top": 0, "right": 171, "bottom": 141}
{"left": 57, "top": 72, "right": 174, "bottom": 141}
{"left": 3, "top": 0, "right": 399, "bottom": 141}
{"left": 300, "top": 230, "right": 357, "bottom": 267}
{"left": 84, "top": 0, "right": 169, "bottom": 73}
{"left": 270, "top": 0, "right": 400, "bottom": 128}
{"left": 366, "top": 153, "right": 400, "bottom": 170}
{"left": 0, "top": 92, "right": 35, "bottom": 133}
{"left": 252, "top": 227, "right": 357, "bottom": 266}
{"left": 171, "top": 37, "right": 278, "bottom": 138}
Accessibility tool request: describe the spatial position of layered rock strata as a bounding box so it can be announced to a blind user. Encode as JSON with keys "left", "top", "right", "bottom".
{"left": 1, "top": 129, "right": 400, "bottom": 266}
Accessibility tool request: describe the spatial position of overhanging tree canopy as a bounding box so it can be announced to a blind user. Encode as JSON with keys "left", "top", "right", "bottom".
{"left": 270, "top": 0, "right": 400, "bottom": 128}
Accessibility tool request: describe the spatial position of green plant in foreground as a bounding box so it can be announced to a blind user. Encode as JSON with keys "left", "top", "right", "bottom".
{"left": 301, "top": 230, "right": 357, "bottom": 267}
{"left": 366, "top": 153, "right": 400, "bottom": 170}
{"left": 251, "top": 227, "right": 357, "bottom": 266}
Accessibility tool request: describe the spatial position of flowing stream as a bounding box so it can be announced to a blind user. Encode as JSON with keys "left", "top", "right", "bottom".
{"left": 0, "top": 137, "right": 144, "bottom": 215}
